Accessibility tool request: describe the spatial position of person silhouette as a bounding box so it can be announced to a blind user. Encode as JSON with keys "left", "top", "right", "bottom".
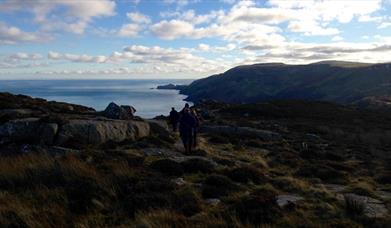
{"left": 179, "top": 107, "right": 196, "bottom": 154}
{"left": 169, "top": 107, "right": 180, "bottom": 132}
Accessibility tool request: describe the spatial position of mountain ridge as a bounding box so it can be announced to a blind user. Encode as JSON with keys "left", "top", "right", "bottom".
{"left": 180, "top": 61, "right": 391, "bottom": 107}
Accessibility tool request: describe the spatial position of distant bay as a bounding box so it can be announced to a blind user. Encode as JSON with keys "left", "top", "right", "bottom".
{"left": 0, "top": 79, "right": 193, "bottom": 118}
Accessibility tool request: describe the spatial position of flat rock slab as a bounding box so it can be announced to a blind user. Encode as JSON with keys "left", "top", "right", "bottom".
{"left": 200, "top": 125, "right": 282, "bottom": 141}
{"left": 171, "top": 156, "right": 218, "bottom": 166}
{"left": 57, "top": 118, "right": 150, "bottom": 145}
{"left": 338, "top": 193, "right": 389, "bottom": 218}
{"left": 276, "top": 194, "right": 304, "bottom": 208}
{"left": 143, "top": 148, "right": 182, "bottom": 157}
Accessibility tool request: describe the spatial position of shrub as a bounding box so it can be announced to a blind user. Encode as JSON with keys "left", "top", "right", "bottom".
{"left": 202, "top": 174, "right": 237, "bottom": 198}
{"left": 65, "top": 176, "right": 102, "bottom": 214}
{"left": 120, "top": 176, "right": 176, "bottom": 216}
{"left": 375, "top": 171, "right": 391, "bottom": 185}
{"left": 226, "top": 166, "right": 266, "bottom": 184}
{"left": 0, "top": 210, "right": 28, "bottom": 228}
{"left": 348, "top": 182, "right": 374, "bottom": 197}
{"left": 150, "top": 159, "right": 183, "bottom": 176}
{"left": 232, "top": 190, "right": 281, "bottom": 225}
{"left": 296, "top": 164, "right": 346, "bottom": 183}
{"left": 182, "top": 158, "right": 214, "bottom": 174}
{"left": 126, "top": 154, "right": 145, "bottom": 167}
{"left": 174, "top": 188, "right": 202, "bottom": 216}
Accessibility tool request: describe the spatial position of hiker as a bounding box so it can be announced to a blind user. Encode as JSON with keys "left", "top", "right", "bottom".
{"left": 180, "top": 103, "right": 190, "bottom": 114}
{"left": 191, "top": 109, "right": 201, "bottom": 148}
{"left": 169, "top": 107, "right": 180, "bottom": 132}
{"left": 179, "top": 107, "right": 196, "bottom": 154}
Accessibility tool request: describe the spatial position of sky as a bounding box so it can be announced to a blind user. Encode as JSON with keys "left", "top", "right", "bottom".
{"left": 0, "top": 0, "right": 391, "bottom": 79}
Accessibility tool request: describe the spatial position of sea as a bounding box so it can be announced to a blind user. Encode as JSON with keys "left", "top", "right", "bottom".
{"left": 0, "top": 79, "right": 193, "bottom": 118}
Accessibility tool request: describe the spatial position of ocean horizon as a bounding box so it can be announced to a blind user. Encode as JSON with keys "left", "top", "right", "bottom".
{"left": 0, "top": 79, "right": 193, "bottom": 118}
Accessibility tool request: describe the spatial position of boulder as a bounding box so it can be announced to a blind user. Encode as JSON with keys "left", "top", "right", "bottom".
{"left": 201, "top": 125, "right": 282, "bottom": 140}
{"left": 147, "top": 119, "right": 170, "bottom": 136}
{"left": 102, "top": 102, "right": 136, "bottom": 120}
{"left": 276, "top": 194, "right": 304, "bottom": 208}
{"left": 0, "top": 118, "right": 58, "bottom": 145}
{"left": 340, "top": 193, "right": 389, "bottom": 218}
{"left": 56, "top": 118, "right": 150, "bottom": 145}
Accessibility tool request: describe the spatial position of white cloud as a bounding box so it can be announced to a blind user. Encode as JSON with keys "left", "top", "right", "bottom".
{"left": 152, "top": 0, "right": 383, "bottom": 42}
{"left": 48, "top": 51, "right": 107, "bottom": 63}
{"left": 378, "top": 22, "right": 391, "bottom": 29}
{"left": 288, "top": 21, "right": 339, "bottom": 36}
{"left": 0, "top": 52, "right": 46, "bottom": 69}
{"left": 151, "top": 20, "right": 195, "bottom": 40}
{"left": 7, "top": 53, "right": 43, "bottom": 61}
{"left": 43, "top": 44, "right": 234, "bottom": 75}
{"left": 0, "top": 22, "right": 51, "bottom": 44}
{"left": 331, "top": 36, "right": 344, "bottom": 42}
{"left": 127, "top": 12, "right": 151, "bottom": 24}
{"left": 0, "top": 0, "right": 116, "bottom": 34}
{"left": 117, "top": 24, "right": 141, "bottom": 37}
{"left": 197, "top": 43, "right": 210, "bottom": 51}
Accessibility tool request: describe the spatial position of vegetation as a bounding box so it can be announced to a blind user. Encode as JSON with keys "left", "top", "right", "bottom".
{"left": 0, "top": 94, "right": 390, "bottom": 227}
{"left": 180, "top": 61, "right": 391, "bottom": 110}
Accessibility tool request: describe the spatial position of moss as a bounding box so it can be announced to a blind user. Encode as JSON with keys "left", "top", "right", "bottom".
{"left": 182, "top": 158, "right": 215, "bottom": 174}
{"left": 226, "top": 166, "right": 266, "bottom": 184}
{"left": 295, "top": 163, "right": 348, "bottom": 183}
{"left": 202, "top": 174, "right": 238, "bottom": 198}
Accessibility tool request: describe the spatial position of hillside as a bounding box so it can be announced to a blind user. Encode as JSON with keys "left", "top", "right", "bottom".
{"left": 0, "top": 92, "right": 390, "bottom": 227}
{"left": 180, "top": 61, "right": 391, "bottom": 107}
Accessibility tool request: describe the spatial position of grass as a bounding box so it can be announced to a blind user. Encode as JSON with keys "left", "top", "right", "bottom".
{"left": 2, "top": 95, "right": 391, "bottom": 226}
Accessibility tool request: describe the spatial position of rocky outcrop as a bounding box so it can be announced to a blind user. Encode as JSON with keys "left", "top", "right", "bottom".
{"left": 0, "top": 118, "right": 58, "bottom": 145}
{"left": 102, "top": 102, "right": 136, "bottom": 120}
{"left": 200, "top": 125, "right": 282, "bottom": 140}
{"left": 147, "top": 119, "right": 170, "bottom": 137}
{"left": 56, "top": 118, "right": 150, "bottom": 145}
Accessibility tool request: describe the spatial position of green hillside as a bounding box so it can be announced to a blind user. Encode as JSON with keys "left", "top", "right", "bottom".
{"left": 181, "top": 61, "right": 391, "bottom": 106}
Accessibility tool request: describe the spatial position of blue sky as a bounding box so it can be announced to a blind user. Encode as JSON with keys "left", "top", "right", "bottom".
{"left": 0, "top": 0, "right": 391, "bottom": 79}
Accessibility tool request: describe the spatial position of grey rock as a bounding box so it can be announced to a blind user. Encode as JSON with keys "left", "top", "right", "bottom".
{"left": 201, "top": 125, "right": 281, "bottom": 140}
{"left": 172, "top": 177, "right": 187, "bottom": 186}
{"left": 143, "top": 148, "right": 181, "bottom": 157}
{"left": 205, "top": 198, "right": 221, "bottom": 206}
{"left": 56, "top": 118, "right": 150, "bottom": 145}
{"left": 339, "top": 193, "right": 389, "bottom": 218}
{"left": 0, "top": 118, "right": 58, "bottom": 145}
{"left": 277, "top": 194, "right": 304, "bottom": 208}
{"left": 147, "top": 119, "right": 170, "bottom": 136}
{"left": 172, "top": 156, "right": 218, "bottom": 167}
{"left": 102, "top": 102, "right": 136, "bottom": 120}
